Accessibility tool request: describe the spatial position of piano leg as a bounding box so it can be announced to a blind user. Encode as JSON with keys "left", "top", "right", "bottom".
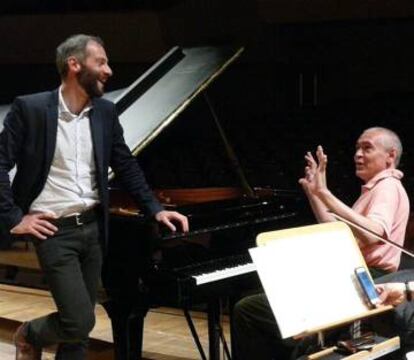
{"left": 229, "top": 295, "right": 239, "bottom": 360}
{"left": 184, "top": 308, "right": 208, "bottom": 360}
{"left": 208, "top": 299, "right": 222, "bottom": 360}
{"left": 102, "top": 300, "right": 148, "bottom": 360}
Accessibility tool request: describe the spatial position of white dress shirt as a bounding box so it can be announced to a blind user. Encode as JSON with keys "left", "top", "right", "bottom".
{"left": 30, "top": 87, "right": 99, "bottom": 217}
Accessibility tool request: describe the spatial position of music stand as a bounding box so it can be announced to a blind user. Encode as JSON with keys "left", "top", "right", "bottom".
{"left": 250, "top": 222, "right": 392, "bottom": 339}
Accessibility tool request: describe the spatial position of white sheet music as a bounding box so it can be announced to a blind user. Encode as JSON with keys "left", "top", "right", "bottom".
{"left": 249, "top": 224, "right": 371, "bottom": 339}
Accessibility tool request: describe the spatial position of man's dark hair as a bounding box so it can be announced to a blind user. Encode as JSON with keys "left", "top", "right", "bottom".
{"left": 56, "top": 34, "right": 104, "bottom": 79}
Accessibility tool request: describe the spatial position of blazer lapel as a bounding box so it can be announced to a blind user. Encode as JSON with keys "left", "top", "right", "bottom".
{"left": 89, "top": 102, "right": 104, "bottom": 175}
{"left": 44, "top": 90, "right": 58, "bottom": 173}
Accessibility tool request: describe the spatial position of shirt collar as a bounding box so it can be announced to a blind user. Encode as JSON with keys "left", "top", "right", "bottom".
{"left": 58, "top": 86, "right": 92, "bottom": 121}
{"left": 362, "top": 168, "right": 404, "bottom": 191}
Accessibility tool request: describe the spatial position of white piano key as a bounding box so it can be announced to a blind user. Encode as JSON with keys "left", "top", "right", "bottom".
{"left": 193, "top": 262, "right": 257, "bottom": 285}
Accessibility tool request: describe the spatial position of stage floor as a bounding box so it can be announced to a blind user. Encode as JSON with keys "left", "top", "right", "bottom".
{"left": 0, "top": 284, "right": 231, "bottom": 359}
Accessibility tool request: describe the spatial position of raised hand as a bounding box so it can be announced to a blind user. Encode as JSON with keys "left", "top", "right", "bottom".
{"left": 299, "top": 145, "right": 328, "bottom": 195}
{"left": 314, "top": 145, "right": 328, "bottom": 192}
{"left": 298, "top": 151, "right": 317, "bottom": 193}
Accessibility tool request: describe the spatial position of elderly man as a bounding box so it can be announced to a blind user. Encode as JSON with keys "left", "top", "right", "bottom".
{"left": 300, "top": 127, "right": 409, "bottom": 277}
{"left": 232, "top": 127, "right": 410, "bottom": 359}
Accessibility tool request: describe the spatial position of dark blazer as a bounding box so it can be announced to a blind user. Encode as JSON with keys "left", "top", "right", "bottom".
{"left": 0, "top": 89, "right": 162, "bottom": 248}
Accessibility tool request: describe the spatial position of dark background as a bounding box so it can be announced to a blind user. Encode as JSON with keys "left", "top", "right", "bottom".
{"left": 2, "top": 0, "right": 414, "bottom": 207}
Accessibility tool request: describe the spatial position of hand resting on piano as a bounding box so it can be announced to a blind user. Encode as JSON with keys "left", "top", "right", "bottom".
{"left": 155, "top": 210, "right": 189, "bottom": 233}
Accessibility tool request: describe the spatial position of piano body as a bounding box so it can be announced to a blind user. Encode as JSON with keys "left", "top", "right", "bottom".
{"left": 101, "top": 46, "right": 311, "bottom": 359}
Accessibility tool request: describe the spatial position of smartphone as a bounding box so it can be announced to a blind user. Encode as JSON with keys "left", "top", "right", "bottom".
{"left": 355, "top": 267, "right": 380, "bottom": 307}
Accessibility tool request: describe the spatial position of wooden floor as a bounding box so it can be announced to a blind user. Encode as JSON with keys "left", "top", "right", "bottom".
{"left": 0, "top": 242, "right": 233, "bottom": 359}
{"left": 0, "top": 284, "right": 231, "bottom": 360}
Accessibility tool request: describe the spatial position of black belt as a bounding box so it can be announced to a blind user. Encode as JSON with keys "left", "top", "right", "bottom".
{"left": 52, "top": 208, "right": 98, "bottom": 227}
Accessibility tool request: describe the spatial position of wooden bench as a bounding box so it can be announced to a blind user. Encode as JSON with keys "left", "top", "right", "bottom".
{"left": 0, "top": 242, "right": 40, "bottom": 270}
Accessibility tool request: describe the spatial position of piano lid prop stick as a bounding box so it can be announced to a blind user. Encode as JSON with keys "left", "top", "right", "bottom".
{"left": 329, "top": 211, "right": 414, "bottom": 259}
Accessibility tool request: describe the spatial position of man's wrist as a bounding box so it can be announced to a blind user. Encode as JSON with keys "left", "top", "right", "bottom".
{"left": 315, "top": 188, "right": 331, "bottom": 199}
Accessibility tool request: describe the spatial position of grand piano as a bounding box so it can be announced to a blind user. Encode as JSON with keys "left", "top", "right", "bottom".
{"left": 103, "top": 46, "right": 312, "bottom": 359}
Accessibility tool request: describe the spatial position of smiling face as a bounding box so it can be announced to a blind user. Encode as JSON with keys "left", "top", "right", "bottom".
{"left": 76, "top": 41, "right": 112, "bottom": 98}
{"left": 354, "top": 130, "right": 396, "bottom": 182}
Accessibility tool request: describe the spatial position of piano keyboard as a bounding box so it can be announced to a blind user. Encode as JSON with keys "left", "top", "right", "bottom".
{"left": 176, "top": 254, "right": 257, "bottom": 285}
{"left": 194, "top": 262, "right": 257, "bottom": 285}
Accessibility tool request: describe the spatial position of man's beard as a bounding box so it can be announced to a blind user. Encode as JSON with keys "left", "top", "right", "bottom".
{"left": 77, "top": 65, "right": 104, "bottom": 98}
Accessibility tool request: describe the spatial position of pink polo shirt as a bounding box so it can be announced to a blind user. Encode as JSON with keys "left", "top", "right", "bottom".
{"left": 352, "top": 169, "right": 410, "bottom": 272}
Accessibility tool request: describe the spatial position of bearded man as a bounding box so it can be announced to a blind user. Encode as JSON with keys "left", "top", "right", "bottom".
{"left": 0, "top": 34, "right": 188, "bottom": 360}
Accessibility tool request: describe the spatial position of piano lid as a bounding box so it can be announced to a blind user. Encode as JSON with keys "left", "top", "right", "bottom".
{"left": 113, "top": 46, "right": 244, "bottom": 157}
{"left": 0, "top": 47, "right": 243, "bottom": 143}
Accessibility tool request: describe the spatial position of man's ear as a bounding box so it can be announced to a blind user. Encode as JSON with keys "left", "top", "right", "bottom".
{"left": 67, "top": 56, "right": 81, "bottom": 74}
{"left": 387, "top": 148, "right": 397, "bottom": 167}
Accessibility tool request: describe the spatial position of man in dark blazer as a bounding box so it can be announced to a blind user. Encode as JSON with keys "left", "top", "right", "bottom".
{"left": 0, "top": 34, "right": 188, "bottom": 360}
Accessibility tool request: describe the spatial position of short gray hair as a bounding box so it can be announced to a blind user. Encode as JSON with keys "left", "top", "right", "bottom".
{"left": 363, "top": 127, "right": 403, "bottom": 167}
{"left": 56, "top": 34, "right": 104, "bottom": 78}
